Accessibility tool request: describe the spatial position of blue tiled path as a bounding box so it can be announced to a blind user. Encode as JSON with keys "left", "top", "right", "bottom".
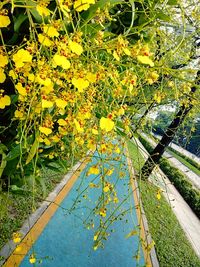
{"left": 19, "top": 150, "right": 146, "bottom": 266}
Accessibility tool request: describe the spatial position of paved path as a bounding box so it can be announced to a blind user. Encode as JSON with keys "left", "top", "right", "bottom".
{"left": 134, "top": 137, "right": 200, "bottom": 258}
{"left": 152, "top": 133, "right": 200, "bottom": 165}
{"left": 1, "top": 146, "right": 158, "bottom": 267}
{"left": 141, "top": 133, "right": 200, "bottom": 190}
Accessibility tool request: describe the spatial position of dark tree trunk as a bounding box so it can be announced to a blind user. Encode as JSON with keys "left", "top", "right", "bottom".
{"left": 141, "top": 70, "right": 200, "bottom": 179}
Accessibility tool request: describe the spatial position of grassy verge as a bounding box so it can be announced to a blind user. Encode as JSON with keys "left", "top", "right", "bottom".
{"left": 0, "top": 153, "right": 83, "bottom": 252}
{"left": 127, "top": 140, "right": 200, "bottom": 267}
{"left": 167, "top": 148, "right": 200, "bottom": 176}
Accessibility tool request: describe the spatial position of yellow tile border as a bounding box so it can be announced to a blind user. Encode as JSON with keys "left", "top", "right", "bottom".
{"left": 3, "top": 158, "right": 89, "bottom": 267}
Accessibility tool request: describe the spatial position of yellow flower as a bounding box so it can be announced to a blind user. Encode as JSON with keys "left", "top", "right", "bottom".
{"left": 74, "top": 119, "right": 83, "bottom": 133}
{"left": 89, "top": 182, "right": 98, "bottom": 188}
{"left": 38, "top": 34, "right": 53, "bottom": 47}
{"left": 113, "top": 196, "right": 119, "bottom": 203}
{"left": 15, "top": 83, "right": 27, "bottom": 96}
{"left": 0, "top": 55, "right": 8, "bottom": 67}
{"left": 100, "top": 117, "right": 114, "bottom": 132}
{"left": 36, "top": 5, "right": 50, "bottom": 16}
{"left": 36, "top": 76, "right": 52, "bottom": 86}
{"left": 137, "top": 55, "right": 154, "bottom": 67}
{"left": 43, "top": 25, "right": 59, "bottom": 37}
{"left": 107, "top": 169, "right": 113, "bottom": 176}
{"left": 86, "top": 72, "right": 96, "bottom": 83}
{"left": 88, "top": 166, "right": 99, "bottom": 175}
{"left": 51, "top": 135, "right": 60, "bottom": 143}
{"left": 53, "top": 54, "right": 71, "bottom": 69}
{"left": 154, "top": 92, "right": 162, "bottom": 103}
{"left": 29, "top": 254, "right": 36, "bottom": 264}
{"left": 103, "top": 185, "right": 110, "bottom": 193}
{"left": 9, "top": 70, "right": 18, "bottom": 79}
{"left": 13, "top": 49, "right": 32, "bottom": 68}
{"left": 39, "top": 127, "right": 52, "bottom": 136}
{"left": 0, "top": 15, "right": 11, "bottom": 28}
{"left": 14, "top": 110, "right": 24, "bottom": 119}
{"left": 28, "top": 73, "right": 35, "bottom": 82}
{"left": 44, "top": 138, "right": 51, "bottom": 146}
{"left": 0, "top": 95, "right": 11, "bottom": 109}
{"left": 55, "top": 98, "right": 68, "bottom": 109}
{"left": 0, "top": 68, "right": 6, "bottom": 83}
{"left": 92, "top": 128, "right": 98, "bottom": 135}
{"left": 41, "top": 84, "right": 54, "bottom": 94}
{"left": 113, "top": 51, "right": 120, "bottom": 61}
{"left": 12, "top": 232, "right": 21, "bottom": 243}
{"left": 69, "top": 41, "right": 83, "bottom": 55}
{"left": 74, "top": 0, "right": 95, "bottom": 12}
{"left": 156, "top": 190, "right": 161, "bottom": 200}
{"left": 123, "top": 48, "right": 131, "bottom": 56}
{"left": 115, "top": 147, "right": 120, "bottom": 154}
{"left": 99, "top": 207, "right": 106, "bottom": 217}
{"left": 41, "top": 99, "right": 54, "bottom": 109}
{"left": 72, "top": 78, "right": 89, "bottom": 92}
{"left": 93, "top": 231, "right": 100, "bottom": 241}
{"left": 58, "top": 118, "right": 67, "bottom": 126}
{"left": 117, "top": 107, "right": 125, "bottom": 116}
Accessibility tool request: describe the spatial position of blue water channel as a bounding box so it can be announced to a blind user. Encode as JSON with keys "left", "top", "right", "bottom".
{"left": 20, "top": 150, "right": 145, "bottom": 267}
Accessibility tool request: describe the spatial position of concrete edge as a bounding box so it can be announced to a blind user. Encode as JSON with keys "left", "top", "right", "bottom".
{"left": 0, "top": 155, "right": 91, "bottom": 267}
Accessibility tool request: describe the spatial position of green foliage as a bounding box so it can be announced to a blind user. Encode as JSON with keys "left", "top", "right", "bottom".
{"left": 159, "top": 158, "right": 200, "bottom": 218}
{"left": 0, "top": 165, "right": 65, "bottom": 250}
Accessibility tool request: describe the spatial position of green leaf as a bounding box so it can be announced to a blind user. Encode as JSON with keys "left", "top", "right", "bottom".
{"left": 0, "top": 144, "right": 7, "bottom": 152}
{"left": 14, "top": 13, "right": 27, "bottom": 32}
{"left": 167, "top": 0, "right": 179, "bottom": 5}
{"left": 6, "top": 144, "right": 21, "bottom": 161}
{"left": 36, "top": 176, "right": 47, "bottom": 198}
{"left": 0, "top": 151, "right": 7, "bottom": 179}
{"left": 26, "top": 0, "right": 43, "bottom": 23}
{"left": 156, "top": 11, "right": 171, "bottom": 22}
{"left": 26, "top": 135, "right": 39, "bottom": 165}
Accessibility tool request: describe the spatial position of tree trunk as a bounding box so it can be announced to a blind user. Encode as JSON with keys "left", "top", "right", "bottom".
{"left": 141, "top": 70, "right": 200, "bottom": 179}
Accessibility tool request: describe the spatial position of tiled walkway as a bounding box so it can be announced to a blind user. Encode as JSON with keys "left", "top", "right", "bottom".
{"left": 2, "top": 148, "right": 156, "bottom": 267}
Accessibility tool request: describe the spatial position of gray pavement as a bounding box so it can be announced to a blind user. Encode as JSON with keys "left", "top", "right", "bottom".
{"left": 133, "top": 137, "right": 200, "bottom": 258}
{"left": 141, "top": 133, "right": 200, "bottom": 190}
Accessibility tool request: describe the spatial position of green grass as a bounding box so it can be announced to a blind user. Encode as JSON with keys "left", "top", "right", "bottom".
{"left": 0, "top": 166, "right": 66, "bottom": 251}
{"left": 167, "top": 148, "right": 200, "bottom": 177}
{"left": 127, "top": 140, "right": 200, "bottom": 267}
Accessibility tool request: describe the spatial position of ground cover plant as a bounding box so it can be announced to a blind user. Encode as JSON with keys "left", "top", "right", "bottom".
{"left": 0, "top": 0, "right": 200, "bottom": 265}
{"left": 127, "top": 140, "right": 200, "bottom": 267}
